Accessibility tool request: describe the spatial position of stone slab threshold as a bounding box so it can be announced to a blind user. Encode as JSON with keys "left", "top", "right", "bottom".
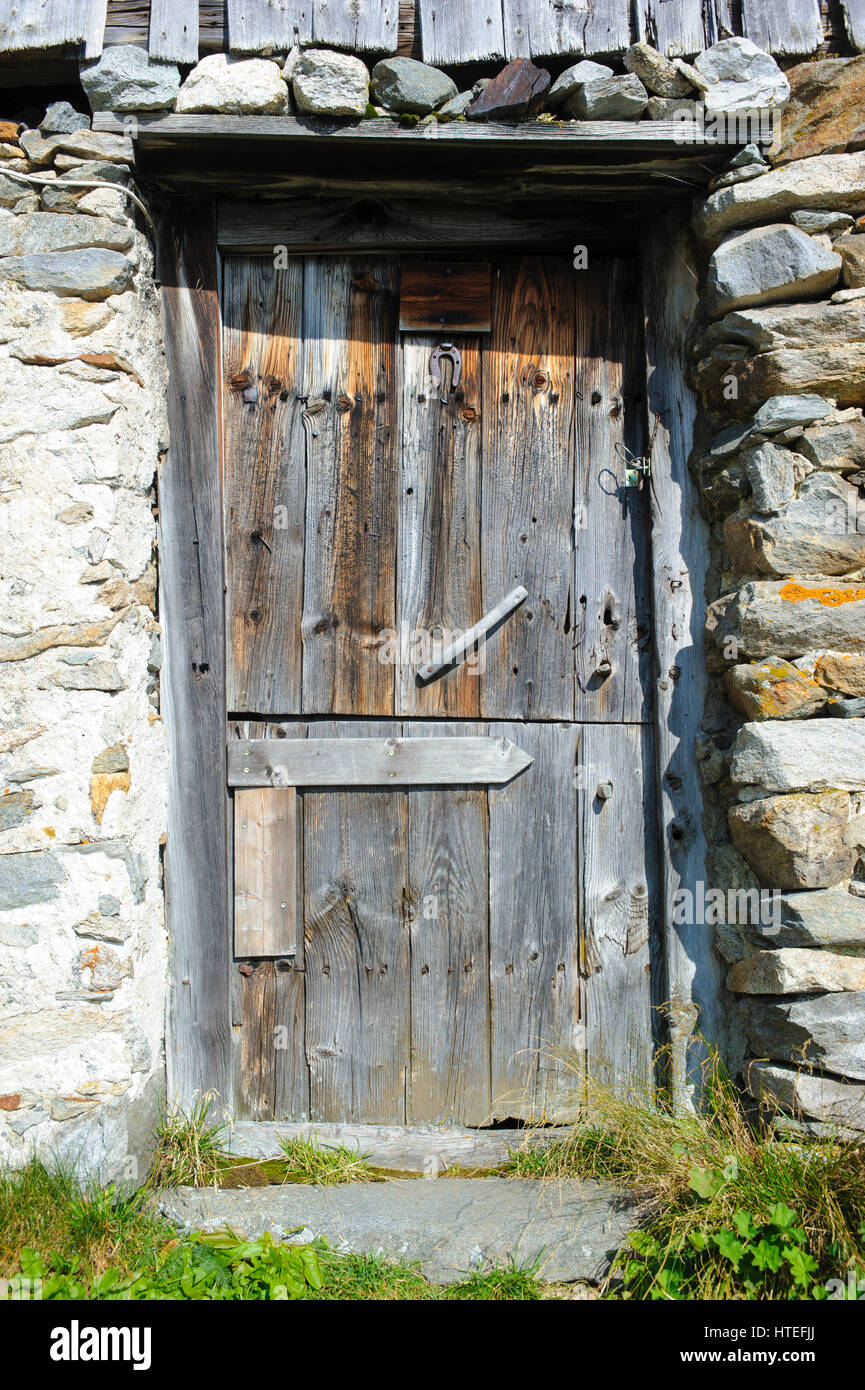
{"left": 159, "top": 1178, "right": 639, "bottom": 1285}
{"left": 226, "top": 1121, "right": 569, "bottom": 1175}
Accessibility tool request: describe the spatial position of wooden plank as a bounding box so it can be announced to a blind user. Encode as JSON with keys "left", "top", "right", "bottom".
{"left": 407, "top": 722, "right": 490, "bottom": 1125}
{"left": 634, "top": 0, "right": 708, "bottom": 56}
{"left": 502, "top": 0, "right": 589, "bottom": 59}
{"left": 417, "top": 0, "right": 505, "bottom": 64}
{"left": 234, "top": 787, "right": 300, "bottom": 956}
{"left": 227, "top": 0, "right": 312, "bottom": 50}
{"left": 582, "top": 0, "right": 632, "bottom": 54}
{"left": 149, "top": 0, "right": 199, "bottom": 62}
{"left": 741, "top": 0, "right": 823, "bottom": 52}
{"left": 313, "top": 0, "right": 399, "bottom": 52}
{"left": 0, "top": 0, "right": 88, "bottom": 50}
{"left": 580, "top": 724, "right": 657, "bottom": 1100}
{"left": 640, "top": 207, "right": 722, "bottom": 1106}
{"left": 303, "top": 720, "right": 409, "bottom": 1123}
{"left": 223, "top": 255, "right": 305, "bottom": 713}
{"left": 301, "top": 256, "right": 399, "bottom": 715}
{"left": 82, "top": 0, "right": 108, "bottom": 56}
{"left": 228, "top": 736, "right": 534, "bottom": 785}
{"left": 480, "top": 255, "right": 575, "bottom": 720}
{"left": 841, "top": 0, "right": 865, "bottom": 49}
{"left": 574, "top": 256, "right": 652, "bottom": 723}
{"left": 397, "top": 333, "right": 482, "bottom": 718}
{"left": 156, "top": 200, "right": 231, "bottom": 1109}
{"left": 399, "top": 261, "right": 491, "bottom": 332}
{"left": 488, "top": 722, "right": 581, "bottom": 1121}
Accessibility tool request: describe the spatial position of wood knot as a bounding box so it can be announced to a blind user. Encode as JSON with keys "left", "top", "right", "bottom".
{"left": 336, "top": 393, "right": 353, "bottom": 412}
{"left": 230, "top": 369, "right": 253, "bottom": 392}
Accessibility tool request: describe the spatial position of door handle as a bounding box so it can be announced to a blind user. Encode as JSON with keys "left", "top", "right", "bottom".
{"left": 416, "top": 586, "right": 528, "bottom": 684}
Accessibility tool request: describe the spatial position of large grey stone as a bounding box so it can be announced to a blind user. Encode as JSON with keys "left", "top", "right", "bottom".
{"left": 728, "top": 791, "right": 856, "bottom": 890}
{"left": 623, "top": 42, "right": 692, "bottom": 98}
{"left": 730, "top": 946, "right": 865, "bottom": 994}
{"left": 703, "top": 299, "right": 865, "bottom": 355}
{"left": 157, "top": 1178, "right": 639, "bottom": 1285}
{"left": 0, "top": 850, "right": 65, "bottom": 908}
{"left": 741, "top": 991, "right": 865, "bottom": 1080}
{"left": 797, "top": 414, "right": 865, "bottom": 470}
{"left": 43, "top": 661, "right": 124, "bottom": 692}
{"left": 741, "top": 441, "right": 795, "bottom": 513}
{"left": 791, "top": 209, "right": 855, "bottom": 234}
{"left": 705, "top": 223, "right": 841, "bottom": 319}
{"left": 752, "top": 394, "right": 833, "bottom": 432}
{"left": 570, "top": 74, "right": 647, "bottom": 120}
{"left": 548, "top": 60, "right": 612, "bottom": 109}
{"left": 370, "top": 57, "right": 456, "bottom": 115}
{"left": 0, "top": 249, "right": 133, "bottom": 300}
{"left": 291, "top": 49, "right": 369, "bottom": 118}
{"left": 708, "top": 579, "right": 865, "bottom": 661}
{"left": 747, "top": 1061, "right": 865, "bottom": 1131}
{"left": 646, "top": 96, "right": 701, "bottom": 120}
{"left": 730, "top": 718, "right": 865, "bottom": 793}
{"left": 694, "top": 38, "right": 790, "bottom": 113}
{"left": 81, "top": 45, "right": 180, "bottom": 113}
{"left": 40, "top": 101, "right": 89, "bottom": 135}
{"left": 176, "top": 54, "right": 289, "bottom": 115}
{"left": 0, "top": 212, "right": 132, "bottom": 257}
{"left": 724, "top": 474, "right": 865, "bottom": 578}
{"left": 18, "top": 129, "right": 134, "bottom": 166}
{"left": 695, "top": 153, "right": 865, "bottom": 244}
{"left": 747, "top": 889, "right": 865, "bottom": 952}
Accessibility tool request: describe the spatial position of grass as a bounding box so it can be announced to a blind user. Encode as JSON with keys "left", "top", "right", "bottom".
{"left": 505, "top": 1049, "right": 865, "bottom": 1300}
{"left": 276, "top": 1135, "right": 378, "bottom": 1185}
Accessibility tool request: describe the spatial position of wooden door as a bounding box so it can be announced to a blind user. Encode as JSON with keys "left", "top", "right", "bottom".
{"left": 222, "top": 252, "right": 659, "bottom": 1124}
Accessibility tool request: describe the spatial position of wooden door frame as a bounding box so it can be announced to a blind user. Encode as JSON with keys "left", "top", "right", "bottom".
{"left": 157, "top": 192, "right": 720, "bottom": 1112}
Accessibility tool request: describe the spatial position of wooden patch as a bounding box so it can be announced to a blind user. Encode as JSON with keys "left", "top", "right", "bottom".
{"left": 399, "top": 261, "right": 491, "bottom": 333}
{"left": 233, "top": 787, "right": 300, "bottom": 957}
{"left": 228, "top": 736, "right": 533, "bottom": 786}
{"left": 149, "top": 0, "right": 199, "bottom": 62}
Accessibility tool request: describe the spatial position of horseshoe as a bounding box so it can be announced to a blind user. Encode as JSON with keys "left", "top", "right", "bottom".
{"left": 429, "top": 342, "right": 462, "bottom": 401}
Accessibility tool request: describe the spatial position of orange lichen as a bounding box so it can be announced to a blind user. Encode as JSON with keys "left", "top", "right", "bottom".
{"left": 778, "top": 582, "right": 865, "bottom": 607}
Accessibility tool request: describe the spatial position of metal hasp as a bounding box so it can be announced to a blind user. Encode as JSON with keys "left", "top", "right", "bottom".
{"left": 416, "top": 585, "right": 529, "bottom": 684}
{"left": 429, "top": 342, "right": 462, "bottom": 402}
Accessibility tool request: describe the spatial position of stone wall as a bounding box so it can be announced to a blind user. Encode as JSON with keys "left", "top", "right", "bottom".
{"left": 692, "top": 58, "right": 865, "bottom": 1137}
{"left": 0, "top": 108, "right": 169, "bottom": 1182}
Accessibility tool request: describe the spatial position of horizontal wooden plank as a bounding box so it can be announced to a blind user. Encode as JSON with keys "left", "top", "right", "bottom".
{"left": 229, "top": 736, "right": 533, "bottom": 786}
{"left": 399, "top": 260, "right": 491, "bottom": 332}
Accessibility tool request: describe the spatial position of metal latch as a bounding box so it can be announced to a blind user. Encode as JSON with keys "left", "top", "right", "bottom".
{"left": 615, "top": 442, "right": 652, "bottom": 489}
{"left": 429, "top": 342, "right": 462, "bottom": 403}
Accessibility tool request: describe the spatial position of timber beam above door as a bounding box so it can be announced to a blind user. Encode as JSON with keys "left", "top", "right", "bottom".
{"left": 228, "top": 735, "right": 533, "bottom": 787}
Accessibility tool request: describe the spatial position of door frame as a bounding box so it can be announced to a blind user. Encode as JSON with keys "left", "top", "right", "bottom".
{"left": 157, "top": 193, "right": 720, "bottom": 1115}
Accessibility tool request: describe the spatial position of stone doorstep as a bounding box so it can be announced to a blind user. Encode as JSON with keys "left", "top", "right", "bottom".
{"left": 157, "top": 1178, "right": 639, "bottom": 1285}
{"left": 227, "top": 1120, "right": 568, "bottom": 1174}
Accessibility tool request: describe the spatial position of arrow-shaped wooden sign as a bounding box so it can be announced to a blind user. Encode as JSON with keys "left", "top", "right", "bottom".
{"left": 228, "top": 736, "right": 533, "bottom": 787}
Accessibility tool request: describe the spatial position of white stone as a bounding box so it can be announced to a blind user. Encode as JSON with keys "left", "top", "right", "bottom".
{"left": 176, "top": 54, "right": 290, "bottom": 115}
{"left": 291, "top": 49, "right": 369, "bottom": 118}
{"left": 694, "top": 37, "right": 790, "bottom": 113}
{"left": 730, "top": 718, "right": 865, "bottom": 793}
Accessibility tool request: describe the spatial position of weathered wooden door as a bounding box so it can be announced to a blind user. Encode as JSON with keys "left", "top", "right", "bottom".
{"left": 222, "top": 251, "right": 659, "bottom": 1124}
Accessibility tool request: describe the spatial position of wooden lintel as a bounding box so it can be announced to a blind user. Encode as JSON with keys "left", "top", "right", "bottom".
{"left": 228, "top": 737, "right": 533, "bottom": 787}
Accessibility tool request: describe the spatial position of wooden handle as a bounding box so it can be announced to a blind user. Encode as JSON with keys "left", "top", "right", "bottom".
{"left": 416, "top": 585, "right": 528, "bottom": 684}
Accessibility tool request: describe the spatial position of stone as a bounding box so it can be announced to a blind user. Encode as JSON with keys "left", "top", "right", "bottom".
{"left": 61, "top": 944, "right": 132, "bottom": 1000}
{"left": 704, "top": 299, "right": 865, "bottom": 356}
{"left": 695, "top": 153, "right": 865, "bottom": 244}
{"left": 437, "top": 90, "right": 473, "bottom": 120}
{"left": 291, "top": 49, "right": 369, "bottom": 118}
{"left": 832, "top": 287, "right": 865, "bottom": 303}
{"left": 548, "top": 60, "right": 612, "bottom": 109}
{"left": 724, "top": 345, "right": 865, "bottom": 416}
{"left": 752, "top": 394, "right": 833, "bottom": 433}
{"left": 50, "top": 1097, "right": 100, "bottom": 1122}
{"left": 747, "top": 1062, "right": 865, "bottom": 1132}
{"left": 790, "top": 209, "right": 855, "bottom": 234}
{"left": 40, "top": 101, "right": 89, "bottom": 135}
{"left": 741, "top": 991, "right": 865, "bottom": 1081}
{"left": 623, "top": 42, "right": 692, "bottom": 98}
{"left": 0, "top": 212, "right": 132, "bottom": 257}
{"left": 708, "top": 579, "right": 865, "bottom": 661}
{"left": 0, "top": 790, "right": 35, "bottom": 832}
{"left": 741, "top": 441, "right": 795, "bottom": 513}
{"left": 724, "top": 474, "right": 865, "bottom": 579}
{"left": 464, "top": 58, "right": 549, "bottom": 122}
{"left": 728, "top": 791, "right": 856, "bottom": 889}
{"left": 92, "top": 744, "right": 130, "bottom": 775}
{"left": 798, "top": 415, "right": 865, "bottom": 471}
{"left": 18, "top": 129, "right": 134, "bottom": 166}
{"left": 815, "top": 652, "right": 865, "bottom": 697}
{"left": 709, "top": 164, "right": 768, "bottom": 192}
{"left": 81, "top": 45, "right": 180, "bottom": 112}
{"left": 157, "top": 1178, "right": 639, "bottom": 1285}
{"left": 569, "top": 75, "right": 647, "bottom": 121}
{"left": 750, "top": 889, "right": 865, "bottom": 952}
{"left": 0, "top": 851, "right": 64, "bottom": 908}
{"left": 0, "top": 727, "right": 43, "bottom": 755}
{"left": 0, "top": 249, "right": 133, "bottom": 300}
{"left": 675, "top": 57, "right": 710, "bottom": 92}
{"left": 176, "top": 54, "right": 289, "bottom": 115}
{"left": 705, "top": 224, "right": 841, "bottom": 319}
{"left": 837, "top": 233, "right": 865, "bottom": 289}
{"left": 693, "top": 38, "right": 790, "bottom": 113}
{"left": 90, "top": 769, "right": 131, "bottom": 822}
{"left": 769, "top": 56, "right": 865, "bottom": 166}
{"left": 44, "top": 661, "right": 124, "bottom": 692}
{"left": 370, "top": 57, "right": 456, "bottom": 116}
{"left": 828, "top": 696, "right": 865, "bottom": 717}
{"left": 730, "top": 947, "right": 865, "bottom": 994}
{"left": 730, "top": 718, "right": 865, "bottom": 793}
{"left": 723, "top": 659, "right": 826, "bottom": 720}
{"left": 0, "top": 613, "right": 124, "bottom": 663}
{"left": 646, "top": 97, "right": 701, "bottom": 121}
{"left": 730, "top": 143, "right": 768, "bottom": 170}
{"left": 708, "top": 421, "right": 755, "bottom": 457}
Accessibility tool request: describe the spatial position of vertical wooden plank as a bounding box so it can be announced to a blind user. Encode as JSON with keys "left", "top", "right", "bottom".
{"left": 582, "top": 0, "right": 632, "bottom": 54}
{"left": 157, "top": 200, "right": 231, "bottom": 1109}
{"left": 740, "top": 0, "right": 823, "bottom": 53}
{"left": 227, "top": 0, "right": 312, "bottom": 50}
{"left": 0, "top": 0, "right": 87, "bottom": 50}
{"left": 301, "top": 257, "right": 399, "bottom": 716}
{"left": 150, "top": 0, "right": 200, "bottom": 62}
{"left": 313, "top": 0, "right": 399, "bottom": 52}
{"left": 502, "top": 0, "right": 588, "bottom": 59}
{"left": 407, "top": 722, "right": 490, "bottom": 1125}
{"left": 841, "top": 0, "right": 865, "bottom": 49}
{"left": 488, "top": 722, "right": 581, "bottom": 1121}
{"left": 580, "top": 724, "right": 657, "bottom": 1101}
{"left": 640, "top": 209, "right": 723, "bottom": 1107}
{"left": 634, "top": 0, "right": 709, "bottom": 56}
{"left": 233, "top": 787, "right": 300, "bottom": 956}
{"left": 223, "top": 256, "right": 305, "bottom": 714}
{"left": 303, "top": 720, "right": 409, "bottom": 1122}
{"left": 398, "top": 333, "right": 481, "bottom": 718}
{"left": 481, "top": 256, "right": 575, "bottom": 721}
{"left": 418, "top": 0, "right": 505, "bottom": 64}
{"left": 574, "top": 257, "right": 652, "bottom": 724}
{"left": 82, "top": 0, "right": 108, "bottom": 56}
